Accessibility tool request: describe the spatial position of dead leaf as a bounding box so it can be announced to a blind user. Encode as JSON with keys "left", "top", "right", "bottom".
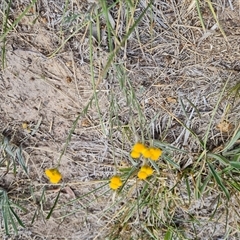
{"left": 66, "top": 61, "right": 72, "bottom": 68}
{"left": 212, "top": 145, "right": 224, "bottom": 153}
{"left": 66, "top": 76, "right": 72, "bottom": 83}
{"left": 81, "top": 118, "right": 91, "bottom": 127}
{"left": 22, "top": 122, "right": 28, "bottom": 129}
{"left": 216, "top": 120, "right": 233, "bottom": 133}
{"left": 166, "top": 97, "right": 177, "bottom": 103}
{"left": 22, "top": 122, "right": 31, "bottom": 133}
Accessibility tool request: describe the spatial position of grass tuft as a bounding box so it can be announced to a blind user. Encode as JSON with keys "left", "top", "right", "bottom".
{"left": 0, "top": 188, "right": 26, "bottom": 235}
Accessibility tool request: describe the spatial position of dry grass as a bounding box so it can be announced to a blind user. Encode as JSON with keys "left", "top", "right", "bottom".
{"left": 0, "top": 0, "right": 240, "bottom": 239}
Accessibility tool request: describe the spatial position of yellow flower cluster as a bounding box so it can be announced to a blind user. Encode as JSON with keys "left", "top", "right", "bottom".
{"left": 109, "top": 176, "right": 123, "bottom": 190}
{"left": 132, "top": 142, "right": 162, "bottom": 180}
{"left": 130, "top": 142, "right": 162, "bottom": 161}
{"left": 137, "top": 165, "right": 154, "bottom": 180}
{"left": 109, "top": 143, "right": 163, "bottom": 190}
{"left": 45, "top": 168, "right": 62, "bottom": 184}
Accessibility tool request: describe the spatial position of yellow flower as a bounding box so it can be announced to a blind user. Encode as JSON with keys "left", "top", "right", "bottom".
{"left": 141, "top": 165, "right": 154, "bottom": 176}
{"left": 132, "top": 143, "right": 146, "bottom": 154}
{"left": 130, "top": 143, "right": 163, "bottom": 160}
{"left": 109, "top": 176, "right": 122, "bottom": 190}
{"left": 149, "top": 147, "right": 162, "bottom": 161}
{"left": 130, "top": 151, "right": 141, "bottom": 158}
{"left": 45, "top": 168, "right": 62, "bottom": 184}
{"left": 142, "top": 148, "right": 151, "bottom": 158}
{"left": 138, "top": 170, "right": 148, "bottom": 180}
{"left": 138, "top": 165, "right": 154, "bottom": 180}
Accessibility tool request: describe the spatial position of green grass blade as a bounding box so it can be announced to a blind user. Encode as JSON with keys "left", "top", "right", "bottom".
{"left": 89, "top": 20, "right": 106, "bottom": 135}
{"left": 164, "top": 228, "right": 173, "bottom": 240}
{"left": 199, "top": 174, "right": 211, "bottom": 196}
{"left": 99, "top": 0, "right": 114, "bottom": 51}
{"left": 163, "top": 155, "right": 180, "bottom": 170}
{"left": 207, "top": 153, "right": 229, "bottom": 166}
{"left": 3, "top": 208, "right": 10, "bottom": 235}
{"left": 208, "top": 163, "right": 230, "bottom": 200}
{"left": 46, "top": 189, "right": 61, "bottom": 219}
{"left": 9, "top": 206, "right": 25, "bottom": 228}
{"left": 40, "top": 186, "right": 46, "bottom": 203}
{"left": 229, "top": 161, "right": 240, "bottom": 169}
{"left": 206, "top": 0, "right": 227, "bottom": 40}
{"left": 223, "top": 148, "right": 240, "bottom": 158}
{"left": 60, "top": 183, "right": 108, "bottom": 208}
{"left": 179, "top": 97, "right": 190, "bottom": 119}
{"left": 228, "top": 81, "right": 240, "bottom": 98}
{"left": 185, "top": 177, "right": 191, "bottom": 204}
{"left": 228, "top": 180, "right": 240, "bottom": 191}
{"left": 7, "top": 206, "right": 18, "bottom": 233}
{"left": 142, "top": 225, "right": 157, "bottom": 239}
{"left": 1, "top": 191, "right": 10, "bottom": 235}
{"left": 203, "top": 78, "right": 229, "bottom": 148}
{"left": 184, "top": 96, "right": 202, "bottom": 119}
{"left": 208, "top": 195, "right": 220, "bottom": 221}
{"left": 195, "top": 0, "right": 205, "bottom": 31}
{"left": 195, "top": 174, "right": 201, "bottom": 199}
{"left": 0, "top": 189, "right": 26, "bottom": 234}
{"left": 222, "top": 128, "right": 240, "bottom": 153}
{"left": 31, "top": 209, "right": 38, "bottom": 224}
{"left": 15, "top": 146, "right": 28, "bottom": 175}
{"left": 153, "top": 141, "right": 188, "bottom": 154}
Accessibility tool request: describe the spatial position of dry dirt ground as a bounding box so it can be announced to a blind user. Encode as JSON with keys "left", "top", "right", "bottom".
{"left": 0, "top": 0, "right": 240, "bottom": 239}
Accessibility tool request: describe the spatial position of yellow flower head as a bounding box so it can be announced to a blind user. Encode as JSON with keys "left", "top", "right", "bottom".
{"left": 142, "top": 148, "right": 151, "bottom": 158}
{"left": 132, "top": 143, "right": 146, "bottom": 154}
{"left": 149, "top": 147, "right": 162, "bottom": 161}
{"left": 138, "top": 170, "right": 148, "bottom": 180}
{"left": 109, "top": 176, "right": 122, "bottom": 190}
{"left": 130, "top": 151, "right": 141, "bottom": 159}
{"left": 141, "top": 165, "right": 154, "bottom": 176}
{"left": 138, "top": 165, "right": 154, "bottom": 180}
{"left": 45, "top": 168, "right": 62, "bottom": 184}
{"left": 130, "top": 143, "right": 163, "bottom": 160}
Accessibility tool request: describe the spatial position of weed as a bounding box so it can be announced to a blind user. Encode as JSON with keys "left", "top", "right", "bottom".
{"left": 0, "top": 133, "right": 28, "bottom": 176}
{"left": 0, "top": 188, "right": 26, "bottom": 235}
{"left": 0, "top": 0, "right": 240, "bottom": 239}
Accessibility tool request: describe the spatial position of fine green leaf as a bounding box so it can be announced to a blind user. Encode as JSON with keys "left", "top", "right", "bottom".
{"left": 163, "top": 155, "right": 180, "bottom": 170}
{"left": 46, "top": 190, "right": 61, "bottom": 219}
{"left": 229, "top": 161, "right": 240, "bottom": 169}
{"left": 185, "top": 177, "right": 191, "bottom": 204}
{"left": 195, "top": 0, "right": 205, "bottom": 31}
{"left": 203, "top": 79, "right": 229, "bottom": 148}
{"left": 10, "top": 206, "right": 25, "bottom": 228}
{"left": 207, "top": 153, "right": 229, "bottom": 166}
{"left": 208, "top": 163, "right": 230, "bottom": 200}
{"left": 206, "top": 0, "right": 227, "bottom": 40}
{"left": 199, "top": 174, "right": 211, "bottom": 196}
{"left": 164, "top": 228, "right": 173, "bottom": 240}
{"left": 228, "top": 180, "right": 240, "bottom": 191}
{"left": 15, "top": 147, "right": 28, "bottom": 175}
{"left": 223, "top": 129, "right": 240, "bottom": 153}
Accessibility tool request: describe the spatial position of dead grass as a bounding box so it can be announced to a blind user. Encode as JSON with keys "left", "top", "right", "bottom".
{"left": 0, "top": 0, "right": 240, "bottom": 239}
